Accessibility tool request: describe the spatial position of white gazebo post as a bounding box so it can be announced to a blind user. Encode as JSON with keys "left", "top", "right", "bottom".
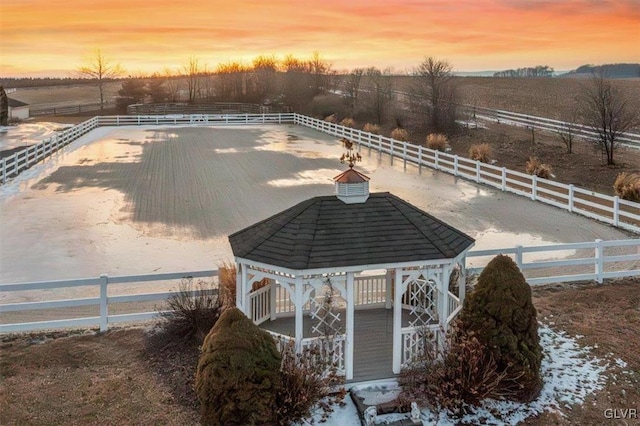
{"left": 345, "top": 272, "right": 355, "bottom": 380}
{"left": 438, "top": 265, "right": 450, "bottom": 330}
{"left": 392, "top": 267, "right": 404, "bottom": 374}
{"left": 294, "top": 275, "right": 304, "bottom": 352}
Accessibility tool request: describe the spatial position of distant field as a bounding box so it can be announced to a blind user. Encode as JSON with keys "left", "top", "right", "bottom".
{"left": 8, "top": 76, "right": 640, "bottom": 123}
{"left": 8, "top": 82, "right": 121, "bottom": 108}
{"left": 395, "top": 76, "right": 640, "bottom": 120}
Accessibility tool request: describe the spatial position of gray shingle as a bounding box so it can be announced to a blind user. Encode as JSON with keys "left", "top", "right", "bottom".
{"left": 228, "top": 192, "right": 475, "bottom": 270}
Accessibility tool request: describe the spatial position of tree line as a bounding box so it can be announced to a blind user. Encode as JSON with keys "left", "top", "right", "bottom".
{"left": 76, "top": 50, "right": 640, "bottom": 165}
{"left": 493, "top": 65, "right": 554, "bottom": 78}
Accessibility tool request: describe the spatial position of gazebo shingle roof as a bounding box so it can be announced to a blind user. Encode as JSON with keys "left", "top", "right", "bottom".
{"left": 229, "top": 192, "right": 474, "bottom": 270}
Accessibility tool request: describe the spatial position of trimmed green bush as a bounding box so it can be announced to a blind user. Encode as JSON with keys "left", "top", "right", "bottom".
{"left": 195, "top": 307, "right": 281, "bottom": 425}
{"left": 458, "top": 254, "right": 543, "bottom": 402}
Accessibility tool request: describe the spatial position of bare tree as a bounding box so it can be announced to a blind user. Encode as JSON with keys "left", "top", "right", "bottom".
{"left": 309, "top": 51, "right": 332, "bottom": 94}
{"left": 343, "top": 68, "right": 364, "bottom": 111}
{"left": 77, "top": 49, "right": 124, "bottom": 109}
{"left": 252, "top": 54, "right": 279, "bottom": 101}
{"left": 412, "top": 56, "right": 458, "bottom": 132}
{"left": 183, "top": 56, "right": 202, "bottom": 103}
{"left": 364, "top": 67, "right": 393, "bottom": 124}
{"left": 163, "top": 68, "right": 182, "bottom": 102}
{"left": 578, "top": 73, "right": 637, "bottom": 165}
{"left": 556, "top": 103, "right": 580, "bottom": 154}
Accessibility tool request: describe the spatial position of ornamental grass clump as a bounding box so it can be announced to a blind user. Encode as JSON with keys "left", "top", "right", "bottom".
{"left": 159, "top": 277, "right": 223, "bottom": 344}
{"left": 469, "top": 143, "right": 492, "bottom": 163}
{"left": 324, "top": 114, "right": 337, "bottom": 123}
{"left": 525, "top": 157, "right": 553, "bottom": 179}
{"left": 340, "top": 117, "right": 356, "bottom": 128}
{"left": 458, "top": 254, "right": 543, "bottom": 402}
{"left": 218, "top": 261, "right": 237, "bottom": 307}
{"left": 426, "top": 133, "right": 448, "bottom": 151}
{"left": 195, "top": 307, "right": 282, "bottom": 425}
{"left": 613, "top": 172, "right": 640, "bottom": 202}
{"left": 391, "top": 127, "right": 409, "bottom": 141}
{"left": 363, "top": 123, "right": 381, "bottom": 134}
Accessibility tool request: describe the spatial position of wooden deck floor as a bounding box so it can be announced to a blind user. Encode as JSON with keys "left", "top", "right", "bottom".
{"left": 260, "top": 307, "right": 422, "bottom": 382}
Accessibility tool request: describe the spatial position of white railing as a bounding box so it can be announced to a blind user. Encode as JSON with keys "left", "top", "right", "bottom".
{"left": 266, "top": 330, "right": 346, "bottom": 376}
{"left": 0, "top": 270, "right": 218, "bottom": 333}
{"left": 249, "top": 284, "right": 271, "bottom": 325}
{"left": 3, "top": 112, "right": 638, "bottom": 234}
{"left": 467, "top": 238, "right": 640, "bottom": 285}
{"left": 302, "top": 333, "right": 346, "bottom": 374}
{"left": 0, "top": 113, "right": 296, "bottom": 184}
{"left": 447, "top": 292, "right": 461, "bottom": 324}
{"left": 1, "top": 239, "right": 639, "bottom": 334}
{"left": 292, "top": 114, "right": 640, "bottom": 234}
{"left": 354, "top": 274, "right": 387, "bottom": 306}
{"left": 401, "top": 324, "right": 440, "bottom": 366}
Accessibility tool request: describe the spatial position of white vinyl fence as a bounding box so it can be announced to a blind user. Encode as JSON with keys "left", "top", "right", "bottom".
{"left": 2, "top": 113, "right": 638, "bottom": 233}
{"left": 1, "top": 239, "right": 638, "bottom": 334}
{"left": 293, "top": 114, "right": 640, "bottom": 233}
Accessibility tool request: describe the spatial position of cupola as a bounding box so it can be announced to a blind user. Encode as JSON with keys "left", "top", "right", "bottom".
{"left": 333, "top": 168, "right": 370, "bottom": 203}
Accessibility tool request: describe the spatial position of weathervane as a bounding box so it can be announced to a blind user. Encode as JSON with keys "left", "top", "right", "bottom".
{"left": 339, "top": 138, "right": 362, "bottom": 168}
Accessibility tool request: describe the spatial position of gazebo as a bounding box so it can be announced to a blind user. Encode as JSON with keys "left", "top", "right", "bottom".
{"left": 229, "top": 167, "right": 475, "bottom": 381}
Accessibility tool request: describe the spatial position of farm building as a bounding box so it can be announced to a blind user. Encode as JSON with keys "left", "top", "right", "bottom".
{"left": 229, "top": 166, "right": 475, "bottom": 381}
{"left": 8, "top": 98, "right": 29, "bottom": 120}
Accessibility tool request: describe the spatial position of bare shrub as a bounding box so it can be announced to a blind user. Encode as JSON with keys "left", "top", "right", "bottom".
{"left": 273, "top": 338, "right": 346, "bottom": 425}
{"left": 159, "top": 277, "right": 223, "bottom": 344}
{"left": 218, "top": 261, "right": 237, "bottom": 307}
{"left": 362, "top": 123, "right": 381, "bottom": 134}
{"left": 525, "top": 157, "right": 553, "bottom": 179}
{"left": 400, "top": 325, "right": 511, "bottom": 416}
{"left": 614, "top": 172, "right": 640, "bottom": 202}
{"left": 340, "top": 117, "right": 356, "bottom": 128}
{"left": 426, "top": 133, "right": 448, "bottom": 151}
{"left": 324, "top": 114, "right": 337, "bottom": 123}
{"left": 391, "top": 127, "right": 409, "bottom": 141}
{"left": 469, "top": 143, "right": 492, "bottom": 163}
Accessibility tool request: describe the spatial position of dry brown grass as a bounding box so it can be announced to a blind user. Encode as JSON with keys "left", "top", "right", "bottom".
{"left": 218, "top": 261, "right": 237, "bottom": 307}
{"left": 0, "top": 279, "right": 638, "bottom": 425}
{"left": 323, "top": 114, "right": 337, "bottom": 123}
{"left": 340, "top": 117, "right": 356, "bottom": 128}
{"left": 525, "top": 157, "right": 553, "bottom": 179}
{"left": 363, "top": 123, "right": 381, "bottom": 134}
{"left": 391, "top": 128, "right": 409, "bottom": 141}
{"left": 613, "top": 172, "right": 640, "bottom": 202}
{"left": 426, "top": 133, "right": 448, "bottom": 151}
{"left": 469, "top": 143, "right": 492, "bottom": 163}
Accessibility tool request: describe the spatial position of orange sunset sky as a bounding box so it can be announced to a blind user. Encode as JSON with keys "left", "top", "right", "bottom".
{"left": 1, "top": 0, "right": 639, "bottom": 77}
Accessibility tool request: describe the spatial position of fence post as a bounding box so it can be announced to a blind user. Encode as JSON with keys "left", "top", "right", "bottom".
{"left": 418, "top": 146, "right": 423, "bottom": 173}
{"left": 613, "top": 196, "right": 620, "bottom": 227}
{"left": 100, "top": 274, "right": 108, "bottom": 331}
{"left": 595, "top": 239, "right": 604, "bottom": 284}
{"left": 116, "top": 116, "right": 120, "bottom": 126}
{"left": 501, "top": 167, "right": 507, "bottom": 191}
{"left": 434, "top": 150, "right": 439, "bottom": 170}
{"left": 454, "top": 155, "right": 459, "bottom": 175}
{"left": 515, "top": 245, "right": 523, "bottom": 270}
{"left": 568, "top": 184, "right": 574, "bottom": 212}
{"left": 531, "top": 175, "right": 537, "bottom": 201}
{"left": 270, "top": 282, "right": 277, "bottom": 321}
{"left": 403, "top": 142, "right": 407, "bottom": 168}
{"left": 475, "top": 161, "right": 481, "bottom": 183}
{"left": 390, "top": 139, "right": 394, "bottom": 165}
{"left": 1, "top": 158, "right": 5, "bottom": 183}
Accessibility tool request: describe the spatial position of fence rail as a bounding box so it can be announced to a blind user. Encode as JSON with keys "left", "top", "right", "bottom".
{"left": 292, "top": 114, "right": 640, "bottom": 233}
{"left": 2, "top": 239, "right": 638, "bottom": 334}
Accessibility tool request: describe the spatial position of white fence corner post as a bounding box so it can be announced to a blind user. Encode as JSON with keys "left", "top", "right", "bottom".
{"left": 595, "top": 239, "right": 604, "bottom": 284}
{"left": 100, "top": 274, "right": 108, "bottom": 332}
{"left": 613, "top": 196, "right": 620, "bottom": 227}
{"left": 515, "top": 245, "right": 524, "bottom": 270}
{"left": 531, "top": 174, "right": 537, "bottom": 201}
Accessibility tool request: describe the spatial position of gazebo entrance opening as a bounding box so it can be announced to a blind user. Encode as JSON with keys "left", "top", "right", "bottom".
{"left": 237, "top": 259, "right": 466, "bottom": 382}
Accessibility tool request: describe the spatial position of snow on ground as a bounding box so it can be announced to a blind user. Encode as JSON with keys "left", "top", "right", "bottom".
{"left": 0, "top": 122, "right": 73, "bottom": 152}
{"left": 316, "top": 325, "right": 611, "bottom": 425}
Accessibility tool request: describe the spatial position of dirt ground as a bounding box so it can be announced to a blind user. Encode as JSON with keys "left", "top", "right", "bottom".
{"left": 1, "top": 279, "right": 638, "bottom": 425}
